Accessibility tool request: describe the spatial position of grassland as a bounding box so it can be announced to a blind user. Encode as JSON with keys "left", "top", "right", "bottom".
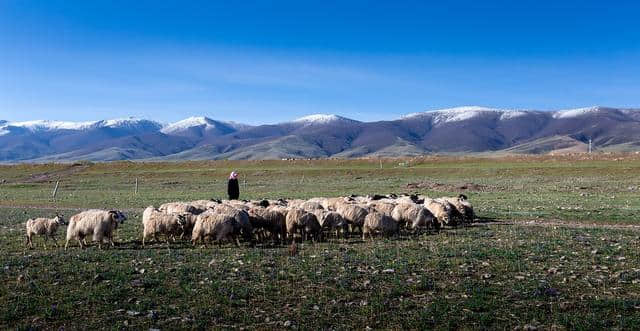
{"left": 2, "top": 154, "right": 640, "bottom": 329}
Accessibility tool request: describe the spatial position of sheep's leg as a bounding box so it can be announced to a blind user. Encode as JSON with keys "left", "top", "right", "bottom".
{"left": 51, "top": 235, "right": 59, "bottom": 248}
{"left": 27, "top": 235, "right": 33, "bottom": 249}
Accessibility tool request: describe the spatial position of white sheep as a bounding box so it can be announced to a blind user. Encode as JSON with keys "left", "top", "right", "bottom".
{"left": 391, "top": 203, "right": 436, "bottom": 231}
{"left": 191, "top": 211, "right": 241, "bottom": 247}
{"left": 25, "top": 214, "right": 66, "bottom": 249}
{"left": 142, "top": 206, "right": 187, "bottom": 247}
{"left": 442, "top": 194, "right": 475, "bottom": 223}
{"left": 424, "top": 198, "right": 452, "bottom": 227}
{"left": 65, "top": 209, "right": 127, "bottom": 250}
{"left": 336, "top": 202, "right": 368, "bottom": 235}
{"left": 363, "top": 211, "right": 398, "bottom": 240}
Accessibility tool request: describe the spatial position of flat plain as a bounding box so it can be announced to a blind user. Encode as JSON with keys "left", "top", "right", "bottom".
{"left": 2, "top": 154, "right": 640, "bottom": 329}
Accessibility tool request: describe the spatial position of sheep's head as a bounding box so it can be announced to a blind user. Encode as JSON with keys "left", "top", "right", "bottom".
{"left": 109, "top": 210, "right": 127, "bottom": 224}
{"left": 176, "top": 214, "right": 187, "bottom": 228}
{"left": 54, "top": 214, "right": 66, "bottom": 225}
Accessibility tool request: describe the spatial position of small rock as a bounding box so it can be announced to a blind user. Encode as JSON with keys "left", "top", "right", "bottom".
{"left": 382, "top": 269, "right": 395, "bottom": 273}
{"left": 138, "top": 268, "right": 146, "bottom": 274}
{"left": 17, "top": 274, "right": 25, "bottom": 283}
{"left": 523, "top": 325, "right": 538, "bottom": 331}
{"left": 283, "top": 320, "right": 292, "bottom": 327}
{"left": 93, "top": 274, "right": 104, "bottom": 283}
{"left": 127, "top": 310, "right": 141, "bottom": 317}
{"left": 313, "top": 305, "right": 319, "bottom": 310}
{"left": 147, "top": 310, "right": 158, "bottom": 320}
{"left": 131, "top": 279, "right": 144, "bottom": 288}
{"left": 482, "top": 273, "right": 493, "bottom": 279}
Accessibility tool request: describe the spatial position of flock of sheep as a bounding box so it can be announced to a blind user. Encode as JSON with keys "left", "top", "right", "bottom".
{"left": 24, "top": 193, "right": 474, "bottom": 250}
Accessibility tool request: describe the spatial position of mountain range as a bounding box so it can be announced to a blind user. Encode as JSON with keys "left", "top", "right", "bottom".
{"left": 2, "top": 106, "right": 640, "bottom": 162}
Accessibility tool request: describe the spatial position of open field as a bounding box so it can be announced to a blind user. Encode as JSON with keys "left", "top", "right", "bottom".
{"left": 2, "top": 154, "right": 640, "bottom": 329}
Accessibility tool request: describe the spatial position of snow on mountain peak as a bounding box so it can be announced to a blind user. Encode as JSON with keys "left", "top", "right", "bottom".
{"left": 0, "top": 117, "right": 162, "bottom": 135}
{"left": 291, "top": 114, "right": 356, "bottom": 125}
{"left": 403, "top": 106, "right": 528, "bottom": 124}
{"left": 553, "top": 106, "right": 603, "bottom": 119}
{"left": 161, "top": 116, "right": 223, "bottom": 134}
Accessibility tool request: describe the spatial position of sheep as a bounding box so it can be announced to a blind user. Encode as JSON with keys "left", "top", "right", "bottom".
{"left": 367, "top": 201, "right": 396, "bottom": 217}
{"left": 189, "top": 199, "right": 220, "bottom": 210}
{"left": 141, "top": 206, "right": 187, "bottom": 247}
{"left": 442, "top": 194, "right": 475, "bottom": 223}
{"left": 25, "top": 214, "right": 66, "bottom": 249}
{"left": 286, "top": 199, "right": 306, "bottom": 209}
{"left": 248, "top": 206, "right": 287, "bottom": 244}
{"left": 424, "top": 198, "right": 452, "bottom": 227}
{"left": 435, "top": 198, "right": 464, "bottom": 226}
{"left": 363, "top": 211, "right": 398, "bottom": 240}
{"left": 300, "top": 212, "right": 322, "bottom": 242}
{"left": 391, "top": 203, "right": 437, "bottom": 231}
{"left": 285, "top": 207, "right": 305, "bottom": 241}
{"left": 300, "top": 200, "right": 324, "bottom": 212}
{"left": 314, "top": 210, "right": 349, "bottom": 238}
{"left": 158, "top": 202, "right": 203, "bottom": 215}
{"left": 321, "top": 197, "right": 351, "bottom": 211}
{"left": 214, "top": 204, "right": 253, "bottom": 242}
{"left": 191, "top": 212, "right": 241, "bottom": 247}
{"left": 336, "top": 202, "right": 369, "bottom": 235}
{"left": 65, "top": 209, "right": 127, "bottom": 250}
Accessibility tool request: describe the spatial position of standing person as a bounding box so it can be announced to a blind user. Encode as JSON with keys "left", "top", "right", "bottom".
{"left": 227, "top": 171, "right": 240, "bottom": 200}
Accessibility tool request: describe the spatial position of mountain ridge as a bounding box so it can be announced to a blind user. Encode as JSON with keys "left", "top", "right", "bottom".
{"left": 3, "top": 106, "right": 640, "bottom": 162}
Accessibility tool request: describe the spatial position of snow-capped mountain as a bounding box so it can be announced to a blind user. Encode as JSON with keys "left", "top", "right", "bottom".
{"left": 2, "top": 106, "right": 640, "bottom": 162}
{"left": 289, "top": 114, "right": 360, "bottom": 126}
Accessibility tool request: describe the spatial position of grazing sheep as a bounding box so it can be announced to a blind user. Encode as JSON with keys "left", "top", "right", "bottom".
{"left": 442, "top": 194, "right": 475, "bottom": 223}
{"left": 314, "top": 210, "right": 348, "bottom": 238}
{"left": 321, "top": 197, "right": 351, "bottom": 211}
{"left": 435, "top": 198, "right": 464, "bottom": 226}
{"left": 286, "top": 199, "right": 306, "bottom": 209}
{"left": 336, "top": 202, "right": 368, "bottom": 235}
{"left": 367, "top": 201, "right": 396, "bottom": 217}
{"left": 424, "top": 198, "right": 452, "bottom": 227}
{"left": 65, "top": 209, "right": 127, "bottom": 250}
{"left": 141, "top": 206, "right": 187, "bottom": 247}
{"left": 363, "top": 211, "right": 398, "bottom": 240}
{"left": 191, "top": 212, "right": 241, "bottom": 247}
{"left": 158, "top": 202, "right": 203, "bottom": 215}
{"left": 189, "top": 199, "right": 220, "bottom": 210}
{"left": 285, "top": 207, "right": 305, "bottom": 241}
{"left": 25, "top": 214, "right": 66, "bottom": 249}
{"left": 214, "top": 204, "right": 253, "bottom": 242}
{"left": 298, "top": 212, "right": 322, "bottom": 242}
{"left": 300, "top": 200, "right": 324, "bottom": 212}
{"left": 248, "top": 206, "right": 287, "bottom": 244}
{"left": 391, "top": 203, "right": 437, "bottom": 231}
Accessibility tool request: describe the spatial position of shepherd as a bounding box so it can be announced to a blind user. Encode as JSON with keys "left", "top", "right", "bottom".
{"left": 227, "top": 171, "right": 240, "bottom": 200}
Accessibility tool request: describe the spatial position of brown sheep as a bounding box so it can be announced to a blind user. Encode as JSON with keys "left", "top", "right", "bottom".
{"left": 25, "top": 214, "right": 66, "bottom": 249}
{"left": 248, "top": 206, "right": 287, "bottom": 244}
{"left": 424, "top": 198, "right": 452, "bottom": 227}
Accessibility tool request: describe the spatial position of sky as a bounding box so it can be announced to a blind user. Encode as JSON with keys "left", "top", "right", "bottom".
{"left": 1, "top": 1, "right": 639, "bottom": 124}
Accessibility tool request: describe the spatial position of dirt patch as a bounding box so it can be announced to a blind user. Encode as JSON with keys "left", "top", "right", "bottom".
{"left": 406, "top": 181, "right": 489, "bottom": 192}
{"left": 22, "top": 164, "right": 90, "bottom": 183}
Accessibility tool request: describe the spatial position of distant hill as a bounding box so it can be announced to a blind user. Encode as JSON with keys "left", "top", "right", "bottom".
{"left": 2, "top": 107, "right": 640, "bottom": 162}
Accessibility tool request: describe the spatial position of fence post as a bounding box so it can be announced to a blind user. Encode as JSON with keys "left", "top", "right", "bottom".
{"left": 135, "top": 178, "right": 138, "bottom": 195}
{"left": 52, "top": 181, "right": 59, "bottom": 201}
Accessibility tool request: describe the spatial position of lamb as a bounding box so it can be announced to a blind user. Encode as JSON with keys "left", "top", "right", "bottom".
{"left": 391, "top": 203, "right": 437, "bottom": 231}
{"left": 442, "top": 194, "right": 475, "bottom": 223}
{"left": 362, "top": 211, "right": 398, "bottom": 240}
{"left": 248, "top": 206, "right": 287, "bottom": 244}
{"left": 424, "top": 198, "right": 452, "bottom": 227}
{"left": 141, "top": 206, "right": 187, "bottom": 247}
{"left": 25, "top": 214, "right": 66, "bottom": 249}
{"left": 191, "top": 211, "right": 241, "bottom": 247}
{"left": 335, "top": 202, "right": 368, "bottom": 234}
{"left": 65, "top": 209, "right": 127, "bottom": 250}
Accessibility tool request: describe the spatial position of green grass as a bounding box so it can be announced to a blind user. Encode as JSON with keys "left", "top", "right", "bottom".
{"left": 2, "top": 155, "right": 640, "bottom": 329}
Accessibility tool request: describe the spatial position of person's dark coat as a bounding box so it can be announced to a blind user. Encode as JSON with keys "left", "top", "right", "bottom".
{"left": 228, "top": 178, "right": 239, "bottom": 200}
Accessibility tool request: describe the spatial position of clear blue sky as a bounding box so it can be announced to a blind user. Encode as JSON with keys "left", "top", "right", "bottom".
{"left": 1, "top": 1, "right": 639, "bottom": 124}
